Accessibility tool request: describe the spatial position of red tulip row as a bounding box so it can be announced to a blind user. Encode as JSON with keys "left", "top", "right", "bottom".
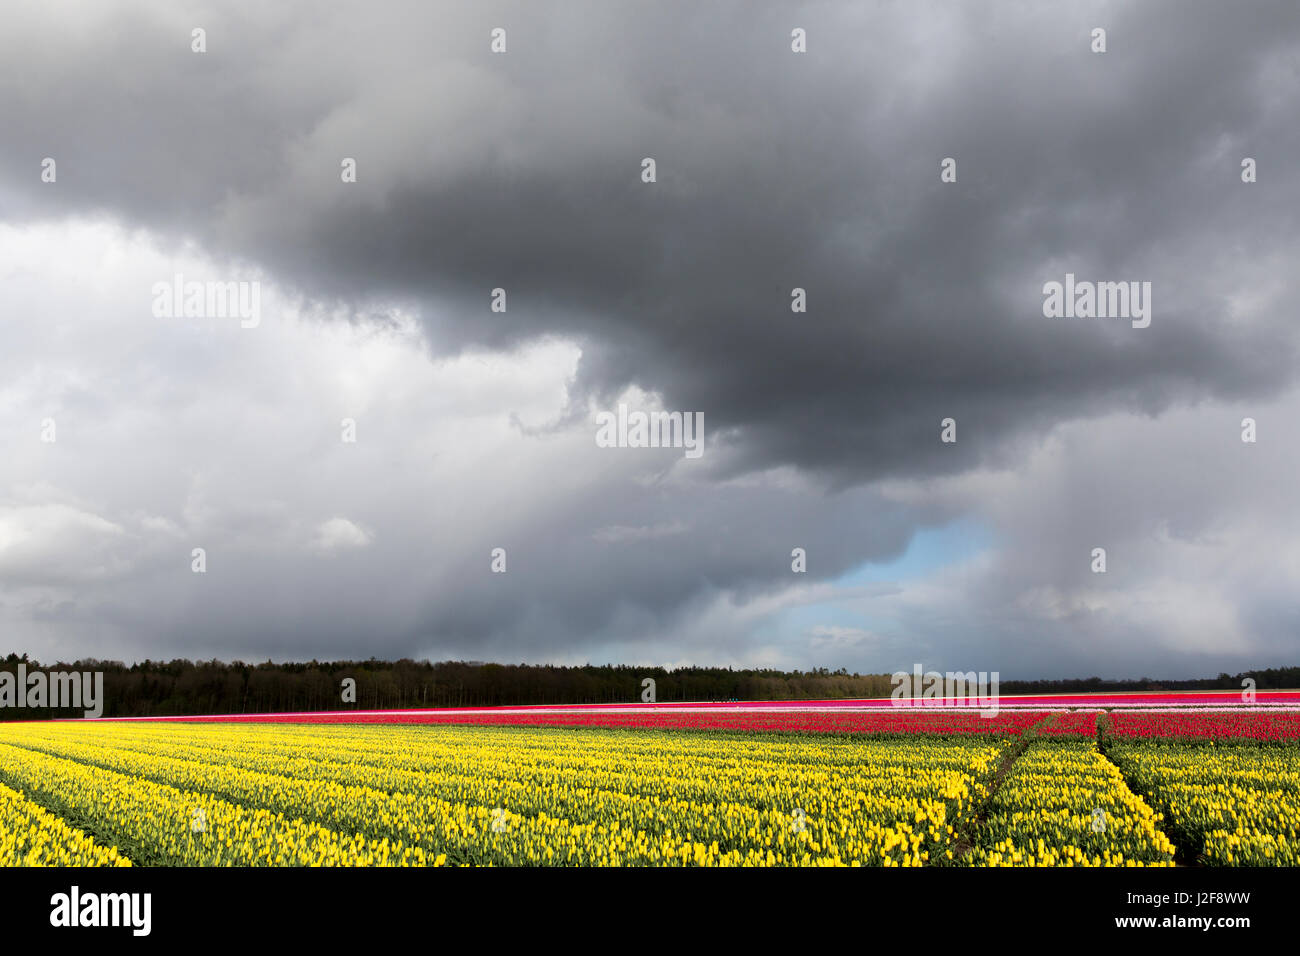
{"left": 1033, "top": 711, "right": 1102, "bottom": 736}
{"left": 1106, "top": 711, "right": 1300, "bottom": 741}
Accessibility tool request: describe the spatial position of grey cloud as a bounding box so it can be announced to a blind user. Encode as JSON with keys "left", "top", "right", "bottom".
{"left": 4, "top": 1, "right": 1297, "bottom": 486}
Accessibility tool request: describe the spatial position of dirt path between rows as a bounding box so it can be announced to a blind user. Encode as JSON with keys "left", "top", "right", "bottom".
{"left": 949, "top": 712, "right": 1058, "bottom": 861}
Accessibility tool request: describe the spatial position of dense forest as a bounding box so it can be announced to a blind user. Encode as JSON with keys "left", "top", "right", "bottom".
{"left": 2, "top": 653, "right": 1297, "bottom": 720}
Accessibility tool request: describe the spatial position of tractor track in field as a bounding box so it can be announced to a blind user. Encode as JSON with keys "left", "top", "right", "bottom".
{"left": 949, "top": 710, "right": 1190, "bottom": 868}
{"left": 1093, "top": 718, "right": 1200, "bottom": 867}
{"left": 949, "top": 713, "right": 1058, "bottom": 862}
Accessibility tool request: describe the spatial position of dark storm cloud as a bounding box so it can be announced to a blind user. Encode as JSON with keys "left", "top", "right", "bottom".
{"left": 4, "top": 0, "right": 1297, "bottom": 487}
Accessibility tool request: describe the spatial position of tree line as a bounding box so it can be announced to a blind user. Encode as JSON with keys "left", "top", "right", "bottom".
{"left": 1, "top": 652, "right": 1295, "bottom": 720}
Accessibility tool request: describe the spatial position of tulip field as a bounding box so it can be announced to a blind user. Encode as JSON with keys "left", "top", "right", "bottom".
{"left": 960, "top": 739, "right": 1177, "bottom": 866}
{"left": 0, "top": 780, "right": 130, "bottom": 868}
{"left": 0, "top": 700, "right": 1296, "bottom": 867}
{"left": 1107, "top": 741, "right": 1299, "bottom": 865}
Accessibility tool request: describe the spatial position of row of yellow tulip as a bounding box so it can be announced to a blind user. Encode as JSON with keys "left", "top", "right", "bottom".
{"left": 0, "top": 780, "right": 130, "bottom": 867}
{"left": 0, "top": 722, "right": 1007, "bottom": 866}
{"left": 0, "top": 740, "right": 442, "bottom": 866}
{"left": 1107, "top": 742, "right": 1299, "bottom": 865}
{"left": 3, "top": 720, "right": 984, "bottom": 818}
{"left": 960, "top": 739, "right": 1176, "bottom": 866}
{"left": 53, "top": 723, "right": 986, "bottom": 820}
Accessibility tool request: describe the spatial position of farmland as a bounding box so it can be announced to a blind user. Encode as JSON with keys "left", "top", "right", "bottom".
{"left": 0, "top": 701, "right": 1296, "bottom": 867}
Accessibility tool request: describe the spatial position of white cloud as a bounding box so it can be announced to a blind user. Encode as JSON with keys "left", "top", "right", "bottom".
{"left": 310, "top": 517, "right": 373, "bottom": 553}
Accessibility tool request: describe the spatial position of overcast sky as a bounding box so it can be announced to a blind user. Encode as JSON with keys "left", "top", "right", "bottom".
{"left": 2, "top": 1, "right": 1298, "bottom": 678}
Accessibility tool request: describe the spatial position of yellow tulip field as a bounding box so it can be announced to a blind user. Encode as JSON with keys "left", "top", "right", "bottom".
{"left": 0, "top": 714, "right": 1295, "bottom": 867}
{"left": 960, "top": 740, "right": 1176, "bottom": 866}
{"left": 1107, "top": 741, "right": 1300, "bottom": 866}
